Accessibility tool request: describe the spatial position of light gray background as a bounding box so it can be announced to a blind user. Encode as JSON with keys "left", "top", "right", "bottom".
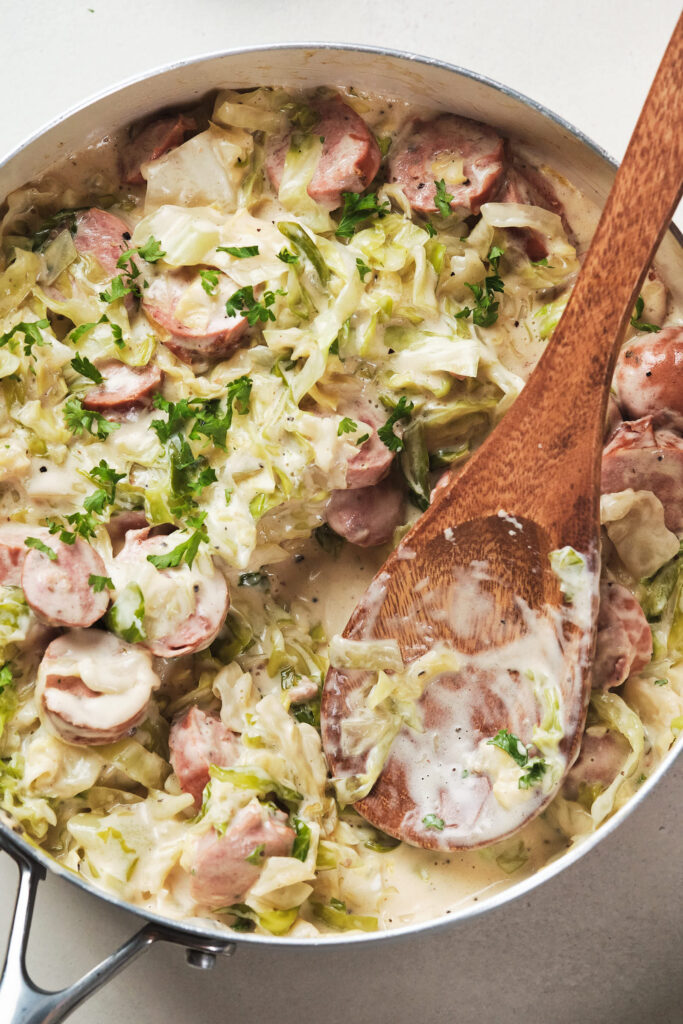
{"left": 1, "top": 1, "right": 682, "bottom": 1021}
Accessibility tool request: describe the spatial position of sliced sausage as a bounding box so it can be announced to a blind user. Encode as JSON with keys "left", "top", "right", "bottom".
{"left": 37, "top": 629, "right": 160, "bottom": 746}
{"left": 169, "top": 707, "right": 238, "bottom": 808}
{"left": 121, "top": 114, "right": 196, "bottom": 186}
{"left": 0, "top": 524, "right": 51, "bottom": 586}
{"left": 388, "top": 114, "right": 504, "bottom": 216}
{"left": 73, "top": 208, "right": 130, "bottom": 278}
{"left": 592, "top": 580, "right": 652, "bottom": 690}
{"left": 338, "top": 393, "right": 395, "bottom": 489}
{"left": 22, "top": 537, "right": 110, "bottom": 628}
{"left": 496, "top": 159, "right": 569, "bottom": 261}
{"left": 601, "top": 416, "right": 683, "bottom": 531}
{"left": 83, "top": 359, "right": 163, "bottom": 414}
{"left": 614, "top": 324, "right": 683, "bottom": 429}
{"left": 563, "top": 728, "right": 631, "bottom": 802}
{"left": 143, "top": 270, "right": 248, "bottom": 361}
{"left": 114, "top": 527, "right": 229, "bottom": 657}
{"left": 191, "top": 801, "right": 295, "bottom": 907}
{"left": 326, "top": 475, "right": 405, "bottom": 547}
{"left": 265, "top": 96, "right": 381, "bottom": 210}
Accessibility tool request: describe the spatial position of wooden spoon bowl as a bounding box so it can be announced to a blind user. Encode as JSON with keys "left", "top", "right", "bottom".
{"left": 321, "top": 15, "right": 683, "bottom": 850}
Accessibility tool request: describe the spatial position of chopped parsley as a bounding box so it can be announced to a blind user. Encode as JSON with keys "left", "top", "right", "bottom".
{"left": 433, "top": 179, "right": 454, "bottom": 217}
{"left": 377, "top": 396, "right": 414, "bottom": 453}
{"left": 189, "top": 376, "right": 252, "bottom": 449}
{"left": 291, "top": 818, "right": 311, "bottom": 862}
{"left": 69, "top": 315, "right": 125, "bottom": 349}
{"left": 422, "top": 814, "right": 445, "bottom": 831}
{"left": 424, "top": 219, "right": 437, "bottom": 238}
{"left": 0, "top": 320, "right": 50, "bottom": 357}
{"left": 630, "top": 295, "right": 660, "bottom": 333}
{"left": 487, "top": 728, "right": 549, "bottom": 789}
{"left": 217, "top": 244, "right": 260, "bottom": 259}
{"left": 356, "top": 257, "right": 371, "bottom": 281}
{"left": 88, "top": 460, "right": 125, "bottom": 502}
{"left": 24, "top": 537, "right": 57, "bottom": 560}
{"left": 88, "top": 574, "right": 113, "bottom": 592}
{"left": 337, "top": 417, "right": 358, "bottom": 436}
{"left": 225, "top": 286, "right": 284, "bottom": 325}
{"left": 199, "top": 268, "right": 220, "bottom": 295}
{"left": 63, "top": 396, "right": 120, "bottom": 440}
{"left": 245, "top": 843, "right": 266, "bottom": 865}
{"left": 70, "top": 354, "right": 103, "bottom": 384}
{"left": 456, "top": 246, "right": 505, "bottom": 328}
{"left": 147, "top": 523, "right": 208, "bottom": 570}
{"left": 335, "top": 191, "right": 390, "bottom": 239}
{"left": 83, "top": 489, "right": 108, "bottom": 515}
{"left": 150, "top": 394, "right": 203, "bottom": 444}
{"left": 101, "top": 235, "right": 166, "bottom": 304}
{"left": 277, "top": 247, "right": 299, "bottom": 264}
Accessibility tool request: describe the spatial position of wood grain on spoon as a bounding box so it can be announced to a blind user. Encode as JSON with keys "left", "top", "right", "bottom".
{"left": 321, "top": 15, "right": 683, "bottom": 850}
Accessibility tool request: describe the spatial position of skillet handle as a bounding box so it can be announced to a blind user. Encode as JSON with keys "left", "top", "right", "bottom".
{"left": 0, "top": 843, "right": 235, "bottom": 1024}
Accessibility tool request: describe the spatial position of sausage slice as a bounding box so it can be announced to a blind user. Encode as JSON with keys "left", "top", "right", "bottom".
{"left": 326, "top": 475, "right": 405, "bottom": 547}
{"left": 121, "top": 114, "right": 196, "bottom": 186}
{"left": 83, "top": 359, "right": 163, "bottom": 414}
{"left": 496, "top": 159, "right": 568, "bottom": 261}
{"left": 614, "top": 324, "right": 683, "bottom": 429}
{"left": 114, "top": 527, "right": 229, "bottom": 657}
{"left": 73, "top": 208, "right": 130, "bottom": 278}
{"left": 388, "top": 114, "right": 504, "bottom": 216}
{"left": 0, "top": 524, "right": 51, "bottom": 586}
{"left": 339, "top": 393, "right": 395, "bottom": 489}
{"left": 169, "top": 707, "right": 238, "bottom": 807}
{"left": 22, "top": 537, "right": 110, "bottom": 627}
{"left": 143, "top": 270, "right": 249, "bottom": 360}
{"left": 266, "top": 96, "right": 381, "bottom": 210}
{"left": 601, "top": 416, "right": 683, "bottom": 531}
{"left": 563, "top": 728, "right": 631, "bottom": 802}
{"left": 191, "top": 801, "right": 295, "bottom": 907}
{"left": 593, "top": 580, "right": 652, "bottom": 690}
{"left": 37, "top": 629, "right": 160, "bottom": 745}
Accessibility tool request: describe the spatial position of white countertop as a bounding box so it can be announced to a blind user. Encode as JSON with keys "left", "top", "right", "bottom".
{"left": 1, "top": 1, "right": 682, "bottom": 1021}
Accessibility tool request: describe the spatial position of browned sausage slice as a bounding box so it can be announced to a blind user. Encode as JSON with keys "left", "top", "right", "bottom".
{"left": 37, "top": 629, "right": 159, "bottom": 745}
{"left": 114, "top": 527, "right": 229, "bottom": 657}
{"left": 266, "top": 96, "right": 381, "bottom": 210}
{"left": 73, "top": 208, "right": 130, "bottom": 278}
{"left": 191, "top": 801, "right": 295, "bottom": 907}
{"left": 0, "top": 524, "right": 51, "bottom": 586}
{"left": 496, "top": 159, "right": 569, "bottom": 261}
{"left": 562, "top": 729, "right": 631, "bottom": 802}
{"left": 592, "top": 580, "right": 652, "bottom": 690}
{"left": 121, "top": 114, "right": 196, "bottom": 186}
{"left": 614, "top": 324, "right": 683, "bottom": 429}
{"left": 169, "top": 707, "right": 238, "bottom": 807}
{"left": 601, "top": 416, "right": 683, "bottom": 531}
{"left": 83, "top": 360, "right": 163, "bottom": 414}
{"left": 388, "top": 115, "right": 504, "bottom": 216}
{"left": 22, "top": 537, "right": 110, "bottom": 627}
{"left": 143, "top": 271, "right": 248, "bottom": 361}
{"left": 338, "top": 393, "right": 395, "bottom": 489}
{"left": 326, "top": 475, "right": 405, "bottom": 547}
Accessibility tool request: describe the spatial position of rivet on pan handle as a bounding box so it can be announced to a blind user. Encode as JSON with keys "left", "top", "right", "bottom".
{"left": 0, "top": 843, "right": 235, "bottom": 1024}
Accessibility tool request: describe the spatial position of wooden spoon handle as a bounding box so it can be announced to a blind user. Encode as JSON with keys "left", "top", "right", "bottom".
{"left": 511, "top": 12, "right": 683, "bottom": 448}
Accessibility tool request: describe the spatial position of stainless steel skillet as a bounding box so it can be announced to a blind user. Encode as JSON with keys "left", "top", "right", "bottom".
{"left": 0, "top": 42, "right": 681, "bottom": 1024}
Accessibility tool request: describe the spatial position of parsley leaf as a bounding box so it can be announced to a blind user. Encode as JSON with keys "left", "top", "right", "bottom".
{"left": 356, "top": 257, "right": 371, "bottom": 281}
{"left": 24, "top": 536, "right": 57, "bottom": 560}
{"left": 83, "top": 489, "right": 109, "bottom": 515}
{"left": 245, "top": 843, "right": 265, "bottom": 865}
{"left": 377, "top": 396, "right": 414, "bottom": 453}
{"left": 147, "top": 525, "right": 207, "bottom": 570}
{"left": 0, "top": 320, "right": 50, "bottom": 357}
{"left": 424, "top": 220, "right": 437, "bottom": 238}
{"left": 63, "top": 397, "right": 120, "bottom": 440}
{"left": 291, "top": 818, "right": 311, "bottom": 862}
{"left": 422, "top": 814, "right": 445, "bottom": 831}
{"left": 217, "top": 245, "right": 259, "bottom": 259}
{"left": 150, "top": 394, "right": 203, "bottom": 444}
{"left": 199, "top": 268, "right": 220, "bottom": 295}
{"left": 277, "top": 247, "right": 299, "bottom": 264}
{"left": 88, "top": 460, "right": 125, "bottom": 502}
{"left": 88, "top": 574, "right": 113, "bottom": 592}
{"left": 458, "top": 246, "right": 506, "bottom": 328}
{"left": 225, "top": 286, "right": 284, "bottom": 325}
{"left": 102, "top": 236, "right": 165, "bottom": 304}
{"left": 335, "top": 191, "right": 390, "bottom": 239}
{"left": 71, "top": 354, "right": 103, "bottom": 384}
{"left": 100, "top": 275, "right": 134, "bottom": 304}
{"left": 487, "top": 728, "right": 549, "bottom": 790}
{"left": 338, "top": 417, "right": 358, "bottom": 436}
{"left": 630, "top": 295, "right": 661, "bottom": 333}
{"left": 434, "top": 179, "right": 454, "bottom": 217}
{"left": 189, "top": 376, "right": 252, "bottom": 449}
{"left": 134, "top": 236, "right": 166, "bottom": 263}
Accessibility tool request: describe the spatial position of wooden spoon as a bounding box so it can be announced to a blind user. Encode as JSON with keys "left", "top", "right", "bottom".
{"left": 321, "top": 16, "right": 683, "bottom": 850}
